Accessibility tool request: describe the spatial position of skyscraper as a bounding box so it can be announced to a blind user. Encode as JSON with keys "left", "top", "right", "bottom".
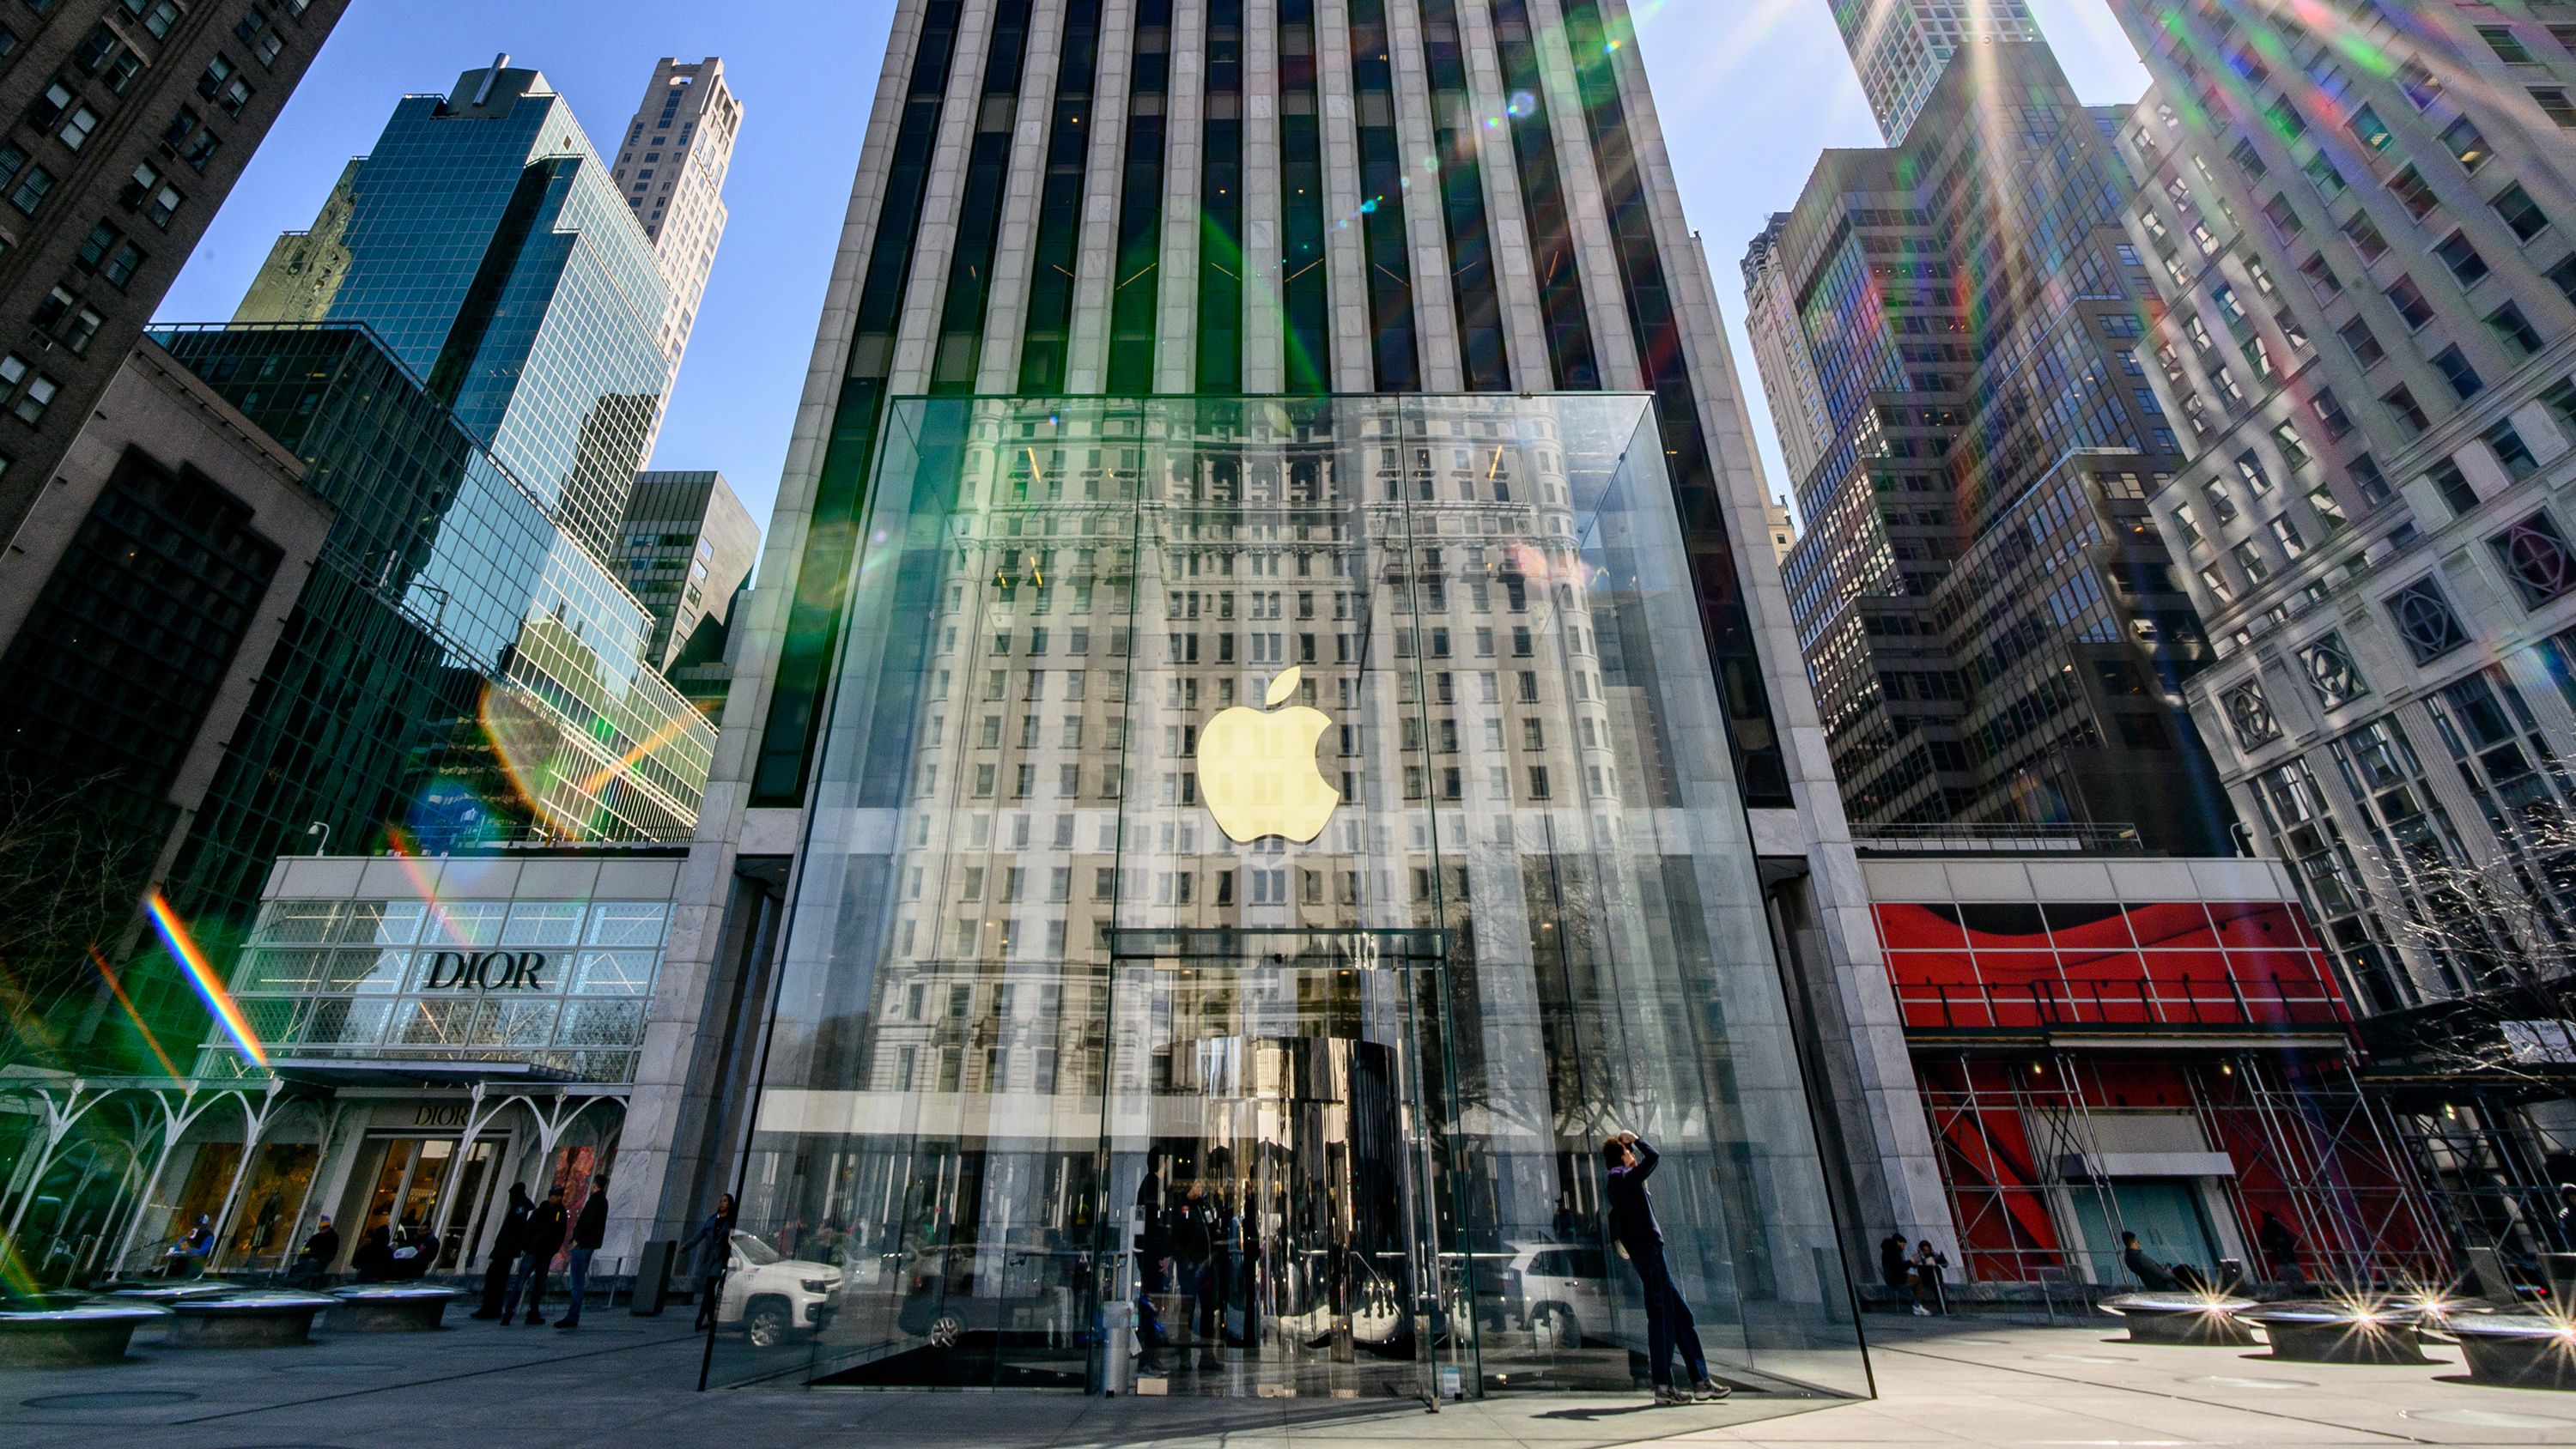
{"left": 606, "top": 58, "right": 739, "bottom": 365}
{"left": 1747, "top": 41, "right": 2231, "bottom": 852}
{"left": 0, "top": 0, "right": 351, "bottom": 591}
{"left": 1826, "top": 0, "right": 2042, "bottom": 143}
{"left": 628, "top": 0, "right": 1948, "bottom": 1399}
{"left": 238, "top": 59, "right": 694, "bottom": 560}
{"left": 2102, "top": 1, "right": 2576, "bottom": 1241}
{"left": 619, "top": 468, "right": 758, "bottom": 673}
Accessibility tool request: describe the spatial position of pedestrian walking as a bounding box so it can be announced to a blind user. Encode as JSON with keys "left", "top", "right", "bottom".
{"left": 678, "top": 1192, "right": 737, "bottom": 1331}
{"left": 1603, "top": 1131, "right": 1727, "bottom": 1406}
{"left": 557, "top": 1173, "right": 611, "bottom": 1329}
{"left": 473, "top": 1185, "right": 533, "bottom": 1319}
{"left": 501, "top": 1185, "right": 569, "bottom": 1325}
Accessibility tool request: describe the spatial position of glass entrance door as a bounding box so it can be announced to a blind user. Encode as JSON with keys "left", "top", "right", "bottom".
{"left": 343, "top": 1136, "right": 502, "bottom": 1271}
{"left": 1102, "top": 929, "right": 1444, "bottom": 1402}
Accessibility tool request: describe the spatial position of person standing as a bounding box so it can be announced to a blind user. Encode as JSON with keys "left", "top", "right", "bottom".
{"left": 678, "top": 1192, "right": 737, "bottom": 1332}
{"left": 1603, "top": 1131, "right": 1727, "bottom": 1405}
{"left": 473, "top": 1185, "right": 533, "bottom": 1319}
{"left": 501, "top": 1185, "right": 569, "bottom": 1325}
{"left": 557, "top": 1173, "right": 611, "bottom": 1330}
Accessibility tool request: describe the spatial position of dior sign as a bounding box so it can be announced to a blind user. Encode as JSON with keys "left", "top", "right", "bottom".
{"left": 421, "top": 950, "right": 551, "bottom": 991}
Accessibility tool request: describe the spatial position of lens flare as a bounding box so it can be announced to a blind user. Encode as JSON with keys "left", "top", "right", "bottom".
{"left": 88, "top": 947, "right": 181, "bottom": 1081}
{"left": 146, "top": 889, "right": 267, "bottom": 1070}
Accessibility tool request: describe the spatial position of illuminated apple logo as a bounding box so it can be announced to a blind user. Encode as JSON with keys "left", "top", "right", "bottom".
{"left": 1198, "top": 666, "right": 1340, "bottom": 845}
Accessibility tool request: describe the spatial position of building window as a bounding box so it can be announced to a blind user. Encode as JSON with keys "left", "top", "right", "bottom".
{"left": 2490, "top": 512, "right": 2576, "bottom": 609}
{"left": 2486, "top": 420, "right": 2540, "bottom": 481}
{"left": 8, "top": 161, "right": 52, "bottom": 216}
{"left": 2493, "top": 183, "right": 2550, "bottom": 242}
{"left": 2299, "top": 634, "right": 2370, "bottom": 710}
{"left": 2382, "top": 385, "right": 2430, "bottom": 436}
{"left": 2427, "top": 458, "right": 2480, "bottom": 515}
{"left": 2480, "top": 25, "right": 2535, "bottom": 64}
{"left": 2225, "top": 681, "right": 2281, "bottom": 749}
{"left": 0, "top": 354, "right": 54, "bottom": 424}
{"left": 2439, "top": 115, "right": 2488, "bottom": 172}
{"left": 2338, "top": 317, "right": 2384, "bottom": 367}
{"left": 2432, "top": 346, "right": 2485, "bottom": 402}
{"left": 2386, "top": 579, "right": 2470, "bottom": 664}
{"left": 2384, "top": 276, "right": 2433, "bottom": 330}
{"left": 56, "top": 105, "right": 96, "bottom": 152}
{"left": 2488, "top": 302, "right": 2545, "bottom": 358}
{"left": 2532, "top": 87, "right": 2576, "bottom": 128}
{"left": 2352, "top": 454, "right": 2392, "bottom": 508}
{"left": 2433, "top": 231, "right": 2489, "bottom": 287}
{"left": 2348, "top": 103, "right": 2391, "bottom": 150}
{"left": 2389, "top": 165, "right": 2439, "bottom": 218}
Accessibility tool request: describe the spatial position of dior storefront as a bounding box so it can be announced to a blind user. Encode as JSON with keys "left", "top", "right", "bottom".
{"left": 45, "top": 852, "right": 683, "bottom": 1283}
{"left": 709, "top": 396, "right": 1865, "bottom": 1399}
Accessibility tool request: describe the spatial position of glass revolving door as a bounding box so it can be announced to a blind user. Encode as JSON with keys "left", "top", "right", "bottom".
{"left": 1102, "top": 929, "right": 1443, "bottom": 1402}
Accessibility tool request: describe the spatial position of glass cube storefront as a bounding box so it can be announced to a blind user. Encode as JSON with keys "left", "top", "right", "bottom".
{"left": 715, "top": 396, "right": 1863, "bottom": 1399}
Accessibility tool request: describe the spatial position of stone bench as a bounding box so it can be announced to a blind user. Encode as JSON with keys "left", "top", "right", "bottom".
{"left": 2449, "top": 1316, "right": 2576, "bottom": 1390}
{"left": 163, "top": 1290, "right": 339, "bottom": 1349}
{"left": 329, "top": 1285, "right": 460, "bottom": 1332}
{"left": 100, "top": 1279, "right": 244, "bottom": 1307}
{"left": 2237, "top": 1303, "right": 2427, "bottom": 1365}
{"left": 2099, "top": 1293, "right": 2258, "bottom": 1345}
{"left": 0, "top": 1303, "right": 171, "bottom": 1367}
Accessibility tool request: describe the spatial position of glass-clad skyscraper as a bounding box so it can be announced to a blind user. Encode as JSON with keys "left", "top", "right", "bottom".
{"left": 659, "top": 0, "right": 1926, "bottom": 1406}
{"left": 239, "top": 63, "right": 679, "bottom": 560}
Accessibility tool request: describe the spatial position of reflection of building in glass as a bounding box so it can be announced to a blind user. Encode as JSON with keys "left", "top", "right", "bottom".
{"left": 1826, "top": 0, "right": 2044, "bottom": 144}
{"left": 620, "top": 470, "right": 759, "bottom": 676}
{"left": 153, "top": 324, "right": 713, "bottom": 939}
{"left": 1747, "top": 42, "right": 2232, "bottom": 853}
{"left": 704, "top": 394, "right": 1865, "bottom": 1397}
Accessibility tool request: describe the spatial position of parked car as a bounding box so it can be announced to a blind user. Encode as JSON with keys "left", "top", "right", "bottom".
{"left": 896, "top": 1239, "right": 1091, "bottom": 1348}
{"left": 720, "top": 1231, "right": 841, "bottom": 1348}
{"left": 1506, "top": 1241, "right": 1616, "bottom": 1349}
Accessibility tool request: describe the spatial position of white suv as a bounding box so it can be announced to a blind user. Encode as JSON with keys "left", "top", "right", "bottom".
{"left": 719, "top": 1231, "right": 842, "bottom": 1348}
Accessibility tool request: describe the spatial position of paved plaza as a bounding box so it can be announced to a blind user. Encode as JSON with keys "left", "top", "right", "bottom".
{"left": 6, "top": 1313, "right": 2576, "bottom": 1448}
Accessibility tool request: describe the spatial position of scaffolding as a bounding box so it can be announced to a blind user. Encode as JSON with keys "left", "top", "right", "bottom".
{"left": 1914, "top": 1044, "right": 2449, "bottom": 1291}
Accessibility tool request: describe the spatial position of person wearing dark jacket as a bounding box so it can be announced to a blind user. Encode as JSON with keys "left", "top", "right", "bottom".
{"left": 351, "top": 1222, "right": 397, "bottom": 1282}
{"left": 557, "top": 1174, "right": 611, "bottom": 1329}
{"left": 474, "top": 1185, "right": 534, "bottom": 1319}
{"left": 1604, "top": 1131, "right": 1726, "bottom": 1405}
{"left": 290, "top": 1217, "right": 339, "bottom": 1287}
{"left": 1879, "top": 1233, "right": 1910, "bottom": 1297}
{"left": 501, "top": 1185, "right": 569, "bottom": 1325}
{"left": 678, "top": 1193, "right": 737, "bottom": 1331}
{"left": 2122, "top": 1231, "right": 2183, "bottom": 1291}
{"left": 2257, "top": 1211, "right": 2305, "bottom": 1292}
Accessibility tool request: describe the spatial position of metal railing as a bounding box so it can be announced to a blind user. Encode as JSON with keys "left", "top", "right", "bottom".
{"left": 1896, "top": 973, "right": 2352, "bottom": 1032}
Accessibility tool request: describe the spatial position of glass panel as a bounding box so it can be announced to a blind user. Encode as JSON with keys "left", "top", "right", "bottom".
{"left": 588, "top": 900, "right": 670, "bottom": 945}
{"left": 710, "top": 397, "right": 1863, "bottom": 1400}
{"left": 571, "top": 949, "right": 659, "bottom": 994}
{"left": 502, "top": 901, "right": 587, "bottom": 946}
{"left": 336, "top": 900, "right": 427, "bottom": 944}
{"left": 254, "top": 900, "right": 341, "bottom": 944}
{"left": 424, "top": 900, "right": 506, "bottom": 947}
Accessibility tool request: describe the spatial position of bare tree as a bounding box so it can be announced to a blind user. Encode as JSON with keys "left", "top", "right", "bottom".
{"left": 2360, "top": 809, "right": 2576, "bottom": 1083}
{"left": 0, "top": 767, "right": 163, "bottom": 1069}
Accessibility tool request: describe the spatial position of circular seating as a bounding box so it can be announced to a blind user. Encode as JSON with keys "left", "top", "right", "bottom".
{"left": 328, "top": 1284, "right": 460, "bottom": 1332}
{"left": 2099, "top": 1292, "right": 2259, "bottom": 1345}
{"left": 163, "top": 1289, "right": 339, "bottom": 1349}
{"left": 99, "top": 1280, "right": 243, "bottom": 1306}
{"left": 2448, "top": 1316, "right": 2576, "bottom": 1391}
{"left": 0, "top": 1302, "right": 171, "bottom": 1367}
{"left": 2237, "top": 1302, "right": 2428, "bottom": 1365}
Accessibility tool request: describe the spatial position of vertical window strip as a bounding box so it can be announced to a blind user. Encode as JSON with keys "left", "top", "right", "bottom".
{"left": 752, "top": 0, "right": 968, "bottom": 805}
{"left": 1349, "top": 0, "right": 1419, "bottom": 391}
{"left": 1107, "top": 0, "right": 1174, "bottom": 394}
{"left": 1559, "top": 2, "right": 1788, "bottom": 803}
{"left": 1279, "top": 0, "right": 1332, "bottom": 395}
{"left": 931, "top": 0, "right": 1036, "bottom": 396}
{"left": 1018, "top": 0, "right": 1106, "bottom": 394}
{"left": 1199, "top": 0, "right": 1246, "bottom": 392}
{"left": 1488, "top": 0, "right": 1598, "bottom": 390}
{"left": 1417, "top": 0, "right": 1509, "bottom": 391}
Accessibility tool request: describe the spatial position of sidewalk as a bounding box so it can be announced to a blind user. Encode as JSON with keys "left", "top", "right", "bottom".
{"left": 6, "top": 1313, "right": 2574, "bottom": 1447}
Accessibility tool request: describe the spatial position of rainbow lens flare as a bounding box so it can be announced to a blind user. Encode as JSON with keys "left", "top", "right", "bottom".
{"left": 146, "top": 889, "right": 267, "bottom": 1070}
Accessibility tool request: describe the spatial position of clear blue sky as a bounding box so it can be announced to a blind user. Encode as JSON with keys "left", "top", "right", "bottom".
{"left": 157, "top": 0, "right": 2147, "bottom": 539}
